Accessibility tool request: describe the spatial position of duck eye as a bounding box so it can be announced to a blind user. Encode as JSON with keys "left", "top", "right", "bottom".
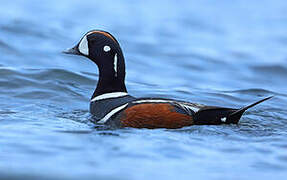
{"left": 103, "top": 45, "right": 111, "bottom": 52}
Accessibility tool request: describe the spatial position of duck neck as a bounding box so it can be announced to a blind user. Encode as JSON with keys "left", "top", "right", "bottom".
{"left": 92, "top": 55, "right": 127, "bottom": 98}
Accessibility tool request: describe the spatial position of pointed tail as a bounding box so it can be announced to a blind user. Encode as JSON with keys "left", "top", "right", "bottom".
{"left": 228, "top": 96, "right": 273, "bottom": 123}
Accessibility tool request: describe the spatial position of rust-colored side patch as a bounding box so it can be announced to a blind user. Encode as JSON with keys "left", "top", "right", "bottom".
{"left": 120, "top": 103, "right": 193, "bottom": 129}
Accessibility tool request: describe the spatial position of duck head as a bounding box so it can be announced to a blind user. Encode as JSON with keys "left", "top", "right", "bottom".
{"left": 64, "top": 30, "right": 127, "bottom": 97}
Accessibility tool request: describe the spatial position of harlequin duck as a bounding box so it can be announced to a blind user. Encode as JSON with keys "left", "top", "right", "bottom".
{"left": 63, "top": 30, "right": 272, "bottom": 129}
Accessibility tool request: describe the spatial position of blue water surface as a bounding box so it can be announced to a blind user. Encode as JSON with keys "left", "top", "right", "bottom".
{"left": 0, "top": 0, "right": 287, "bottom": 179}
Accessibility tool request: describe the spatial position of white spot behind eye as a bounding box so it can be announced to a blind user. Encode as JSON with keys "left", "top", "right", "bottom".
{"left": 103, "top": 45, "right": 111, "bottom": 52}
{"left": 78, "top": 35, "right": 89, "bottom": 56}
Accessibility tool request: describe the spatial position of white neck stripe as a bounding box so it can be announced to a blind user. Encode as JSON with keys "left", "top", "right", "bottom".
{"left": 91, "top": 92, "right": 128, "bottom": 102}
{"left": 114, "top": 53, "right": 118, "bottom": 77}
{"left": 97, "top": 103, "right": 128, "bottom": 124}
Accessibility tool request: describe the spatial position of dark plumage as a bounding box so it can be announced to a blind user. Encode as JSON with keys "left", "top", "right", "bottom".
{"left": 63, "top": 30, "right": 272, "bottom": 129}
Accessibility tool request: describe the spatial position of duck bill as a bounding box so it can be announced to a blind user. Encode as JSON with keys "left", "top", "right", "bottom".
{"left": 62, "top": 46, "right": 81, "bottom": 55}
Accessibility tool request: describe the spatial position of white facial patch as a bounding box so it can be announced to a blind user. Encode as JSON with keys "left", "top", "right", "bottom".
{"left": 103, "top": 45, "right": 111, "bottom": 52}
{"left": 114, "top": 53, "right": 118, "bottom": 77}
{"left": 78, "top": 35, "right": 89, "bottom": 56}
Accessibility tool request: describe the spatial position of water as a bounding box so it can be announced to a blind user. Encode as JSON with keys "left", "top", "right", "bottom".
{"left": 0, "top": 0, "right": 287, "bottom": 179}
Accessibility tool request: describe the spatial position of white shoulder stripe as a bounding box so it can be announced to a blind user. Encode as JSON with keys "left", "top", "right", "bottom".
{"left": 133, "top": 99, "right": 171, "bottom": 104}
{"left": 132, "top": 99, "right": 200, "bottom": 113}
{"left": 91, "top": 92, "right": 128, "bottom": 102}
{"left": 97, "top": 103, "right": 129, "bottom": 124}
